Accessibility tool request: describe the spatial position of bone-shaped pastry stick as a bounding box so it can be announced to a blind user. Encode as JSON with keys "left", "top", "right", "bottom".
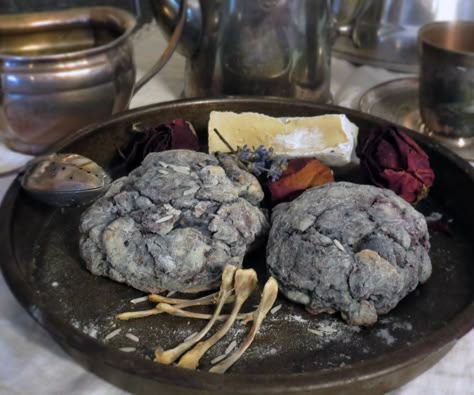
{"left": 177, "top": 268, "right": 258, "bottom": 370}
{"left": 116, "top": 308, "right": 161, "bottom": 320}
{"left": 209, "top": 277, "right": 279, "bottom": 374}
{"left": 116, "top": 298, "right": 243, "bottom": 321}
{"left": 148, "top": 292, "right": 233, "bottom": 306}
{"left": 149, "top": 292, "right": 218, "bottom": 305}
{"left": 117, "top": 282, "right": 237, "bottom": 321}
{"left": 154, "top": 265, "right": 237, "bottom": 365}
{"left": 152, "top": 303, "right": 254, "bottom": 321}
{"left": 168, "top": 294, "right": 236, "bottom": 309}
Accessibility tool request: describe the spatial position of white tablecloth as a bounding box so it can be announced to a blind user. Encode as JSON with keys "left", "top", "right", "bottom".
{"left": 0, "top": 22, "right": 473, "bottom": 395}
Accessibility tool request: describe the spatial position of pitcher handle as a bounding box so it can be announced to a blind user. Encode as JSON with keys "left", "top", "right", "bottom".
{"left": 132, "top": 0, "right": 187, "bottom": 94}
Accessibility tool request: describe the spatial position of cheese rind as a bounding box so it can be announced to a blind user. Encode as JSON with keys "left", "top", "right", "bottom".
{"left": 208, "top": 111, "right": 358, "bottom": 167}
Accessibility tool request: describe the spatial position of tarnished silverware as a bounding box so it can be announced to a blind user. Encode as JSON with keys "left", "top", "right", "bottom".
{"left": 21, "top": 154, "right": 111, "bottom": 207}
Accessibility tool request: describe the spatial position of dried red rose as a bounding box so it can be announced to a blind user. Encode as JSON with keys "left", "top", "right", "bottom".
{"left": 117, "top": 119, "right": 199, "bottom": 172}
{"left": 356, "top": 126, "right": 435, "bottom": 204}
{"left": 268, "top": 158, "right": 334, "bottom": 205}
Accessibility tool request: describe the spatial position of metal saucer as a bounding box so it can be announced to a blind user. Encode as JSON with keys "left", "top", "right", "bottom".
{"left": 333, "top": 36, "right": 419, "bottom": 73}
{"left": 359, "top": 77, "right": 474, "bottom": 162}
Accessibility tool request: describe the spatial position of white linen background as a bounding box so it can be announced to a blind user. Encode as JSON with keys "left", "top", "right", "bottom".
{"left": 0, "top": 22, "right": 473, "bottom": 395}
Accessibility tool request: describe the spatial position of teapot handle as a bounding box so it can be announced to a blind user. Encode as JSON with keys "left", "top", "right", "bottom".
{"left": 132, "top": 0, "right": 187, "bottom": 94}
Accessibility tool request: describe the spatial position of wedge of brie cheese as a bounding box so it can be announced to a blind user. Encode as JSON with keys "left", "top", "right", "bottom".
{"left": 208, "top": 111, "right": 359, "bottom": 167}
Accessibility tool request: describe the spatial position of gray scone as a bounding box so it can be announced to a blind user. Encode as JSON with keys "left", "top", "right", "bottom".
{"left": 266, "top": 182, "right": 432, "bottom": 326}
{"left": 79, "top": 150, "right": 269, "bottom": 293}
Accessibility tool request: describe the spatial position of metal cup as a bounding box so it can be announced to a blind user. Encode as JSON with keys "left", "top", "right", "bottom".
{"left": 418, "top": 21, "right": 474, "bottom": 146}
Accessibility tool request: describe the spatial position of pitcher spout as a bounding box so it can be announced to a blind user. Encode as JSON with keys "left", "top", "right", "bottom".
{"left": 150, "top": 0, "right": 202, "bottom": 57}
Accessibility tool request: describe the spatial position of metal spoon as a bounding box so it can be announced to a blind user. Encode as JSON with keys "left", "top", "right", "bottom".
{"left": 20, "top": 153, "right": 111, "bottom": 207}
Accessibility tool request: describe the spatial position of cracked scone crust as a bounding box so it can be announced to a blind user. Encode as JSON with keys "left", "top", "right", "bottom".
{"left": 79, "top": 150, "right": 269, "bottom": 293}
{"left": 266, "top": 182, "right": 431, "bottom": 326}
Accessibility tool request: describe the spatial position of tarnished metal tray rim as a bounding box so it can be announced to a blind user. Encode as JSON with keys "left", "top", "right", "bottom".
{"left": 1, "top": 97, "right": 473, "bottom": 394}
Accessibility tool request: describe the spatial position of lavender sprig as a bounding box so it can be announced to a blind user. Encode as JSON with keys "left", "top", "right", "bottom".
{"left": 213, "top": 128, "right": 288, "bottom": 181}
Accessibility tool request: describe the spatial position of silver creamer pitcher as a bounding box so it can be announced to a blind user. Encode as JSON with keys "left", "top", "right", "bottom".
{"left": 152, "top": 0, "right": 369, "bottom": 102}
{"left": 0, "top": 5, "right": 184, "bottom": 154}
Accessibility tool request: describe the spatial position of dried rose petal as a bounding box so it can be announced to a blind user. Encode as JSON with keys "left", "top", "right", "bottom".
{"left": 168, "top": 119, "right": 200, "bottom": 151}
{"left": 268, "top": 158, "right": 334, "bottom": 204}
{"left": 356, "top": 126, "right": 435, "bottom": 204}
{"left": 117, "top": 119, "right": 199, "bottom": 172}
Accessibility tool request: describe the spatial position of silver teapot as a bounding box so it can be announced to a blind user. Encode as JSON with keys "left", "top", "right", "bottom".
{"left": 152, "top": 0, "right": 370, "bottom": 102}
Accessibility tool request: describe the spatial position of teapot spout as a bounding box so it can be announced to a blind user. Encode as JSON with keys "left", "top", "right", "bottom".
{"left": 150, "top": 0, "right": 202, "bottom": 57}
{"left": 331, "top": 0, "right": 372, "bottom": 44}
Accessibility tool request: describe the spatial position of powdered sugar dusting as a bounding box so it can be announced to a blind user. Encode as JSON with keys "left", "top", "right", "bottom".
{"left": 392, "top": 321, "right": 413, "bottom": 331}
{"left": 83, "top": 323, "right": 99, "bottom": 339}
{"left": 379, "top": 316, "right": 414, "bottom": 332}
{"left": 286, "top": 314, "right": 307, "bottom": 323}
{"left": 71, "top": 319, "right": 80, "bottom": 329}
{"left": 267, "top": 347, "right": 278, "bottom": 355}
{"left": 375, "top": 328, "right": 396, "bottom": 346}
{"left": 70, "top": 319, "right": 98, "bottom": 338}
